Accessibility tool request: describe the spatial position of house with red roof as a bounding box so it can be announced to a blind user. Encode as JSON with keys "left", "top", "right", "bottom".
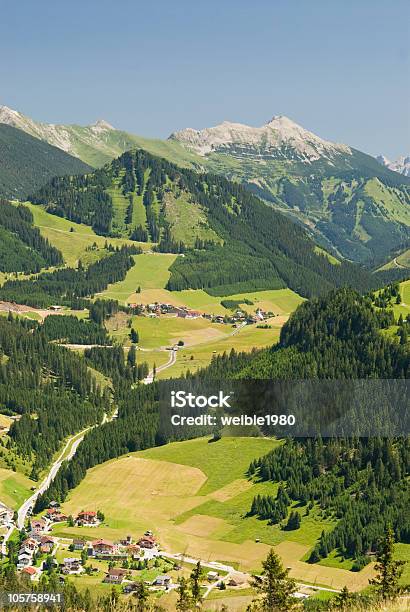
{"left": 91, "top": 539, "right": 115, "bottom": 555}
{"left": 21, "top": 566, "right": 37, "bottom": 580}
{"left": 30, "top": 519, "right": 46, "bottom": 535}
{"left": 138, "top": 535, "right": 156, "bottom": 549}
{"left": 76, "top": 510, "right": 98, "bottom": 526}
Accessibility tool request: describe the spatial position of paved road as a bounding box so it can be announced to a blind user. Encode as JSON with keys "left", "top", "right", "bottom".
{"left": 17, "top": 429, "right": 89, "bottom": 530}
{"left": 393, "top": 257, "right": 409, "bottom": 270}
{"left": 1, "top": 404, "right": 120, "bottom": 556}
{"left": 162, "top": 552, "right": 340, "bottom": 599}
{"left": 1, "top": 429, "right": 88, "bottom": 556}
{"left": 143, "top": 349, "right": 177, "bottom": 384}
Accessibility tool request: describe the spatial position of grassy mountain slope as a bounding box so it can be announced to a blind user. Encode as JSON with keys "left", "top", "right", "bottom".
{"left": 0, "top": 199, "right": 63, "bottom": 273}
{"left": 28, "top": 148, "right": 405, "bottom": 300}
{"left": 170, "top": 124, "right": 410, "bottom": 266}
{"left": 0, "top": 124, "right": 92, "bottom": 198}
{"left": 4, "top": 105, "right": 410, "bottom": 266}
{"left": 0, "top": 105, "right": 202, "bottom": 168}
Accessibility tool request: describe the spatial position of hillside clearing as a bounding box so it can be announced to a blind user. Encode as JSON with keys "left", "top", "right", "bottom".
{"left": 52, "top": 437, "right": 378, "bottom": 588}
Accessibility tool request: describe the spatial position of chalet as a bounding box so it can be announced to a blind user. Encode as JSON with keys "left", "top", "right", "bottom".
{"left": 49, "top": 305, "right": 63, "bottom": 311}
{"left": 49, "top": 501, "right": 60, "bottom": 508}
{"left": 17, "top": 553, "right": 32, "bottom": 569}
{"left": 45, "top": 508, "right": 59, "bottom": 519}
{"left": 153, "top": 575, "right": 171, "bottom": 587}
{"left": 21, "top": 566, "right": 37, "bottom": 580}
{"left": 186, "top": 310, "right": 201, "bottom": 319}
{"left": 39, "top": 535, "right": 54, "bottom": 554}
{"left": 138, "top": 535, "right": 156, "bottom": 549}
{"left": 207, "top": 571, "right": 219, "bottom": 581}
{"left": 30, "top": 519, "right": 46, "bottom": 535}
{"left": 228, "top": 573, "right": 247, "bottom": 587}
{"left": 21, "top": 538, "right": 37, "bottom": 551}
{"left": 53, "top": 512, "right": 68, "bottom": 522}
{"left": 175, "top": 307, "right": 201, "bottom": 319}
{"left": 76, "top": 510, "right": 98, "bottom": 525}
{"left": 119, "top": 535, "right": 133, "bottom": 546}
{"left": 73, "top": 538, "right": 86, "bottom": 551}
{"left": 62, "top": 558, "right": 82, "bottom": 575}
{"left": 19, "top": 546, "right": 35, "bottom": 557}
{"left": 91, "top": 539, "right": 115, "bottom": 555}
{"left": 104, "top": 568, "right": 127, "bottom": 584}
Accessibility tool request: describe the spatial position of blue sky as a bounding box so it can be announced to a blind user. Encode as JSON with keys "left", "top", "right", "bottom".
{"left": 1, "top": 0, "right": 409, "bottom": 158}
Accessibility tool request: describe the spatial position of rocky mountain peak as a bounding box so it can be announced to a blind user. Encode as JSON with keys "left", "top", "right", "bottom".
{"left": 169, "top": 115, "right": 351, "bottom": 162}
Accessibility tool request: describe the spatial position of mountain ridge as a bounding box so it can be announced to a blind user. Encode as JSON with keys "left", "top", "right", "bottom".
{"left": 2, "top": 104, "right": 410, "bottom": 266}
{"left": 169, "top": 114, "right": 352, "bottom": 163}
{"left": 0, "top": 123, "right": 92, "bottom": 198}
{"left": 27, "top": 148, "right": 407, "bottom": 300}
{"left": 376, "top": 153, "right": 410, "bottom": 177}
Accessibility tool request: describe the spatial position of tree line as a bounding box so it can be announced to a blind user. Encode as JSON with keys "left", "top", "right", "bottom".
{"left": 0, "top": 246, "right": 140, "bottom": 308}
{"left": 0, "top": 200, "right": 63, "bottom": 273}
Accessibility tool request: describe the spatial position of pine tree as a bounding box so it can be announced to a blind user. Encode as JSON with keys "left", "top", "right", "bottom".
{"left": 332, "top": 586, "right": 354, "bottom": 610}
{"left": 176, "top": 577, "right": 193, "bottom": 611}
{"left": 190, "top": 560, "right": 202, "bottom": 605}
{"left": 130, "top": 328, "right": 139, "bottom": 343}
{"left": 370, "top": 526, "right": 404, "bottom": 599}
{"left": 249, "top": 548, "right": 297, "bottom": 611}
{"left": 134, "top": 580, "right": 150, "bottom": 612}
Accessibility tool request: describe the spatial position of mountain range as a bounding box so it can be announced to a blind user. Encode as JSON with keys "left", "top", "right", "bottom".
{"left": 27, "top": 148, "right": 403, "bottom": 300}
{"left": 1, "top": 104, "right": 410, "bottom": 267}
{"left": 376, "top": 154, "right": 410, "bottom": 177}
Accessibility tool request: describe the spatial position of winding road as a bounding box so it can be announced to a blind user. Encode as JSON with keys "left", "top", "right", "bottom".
{"left": 1, "top": 405, "right": 119, "bottom": 556}
{"left": 143, "top": 348, "right": 177, "bottom": 384}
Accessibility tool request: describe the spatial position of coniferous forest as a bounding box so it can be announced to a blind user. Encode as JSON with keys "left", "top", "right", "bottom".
{"left": 0, "top": 315, "right": 108, "bottom": 478}
{"left": 0, "top": 200, "right": 63, "bottom": 273}
{"left": 28, "top": 149, "right": 409, "bottom": 299}
{"left": 0, "top": 245, "right": 140, "bottom": 308}
{"left": 30, "top": 288, "right": 410, "bottom": 572}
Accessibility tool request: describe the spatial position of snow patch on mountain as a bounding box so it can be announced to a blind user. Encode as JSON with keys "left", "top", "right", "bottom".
{"left": 376, "top": 153, "right": 410, "bottom": 177}
{"left": 169, "top": 115, "right": 352, "bottom": 163}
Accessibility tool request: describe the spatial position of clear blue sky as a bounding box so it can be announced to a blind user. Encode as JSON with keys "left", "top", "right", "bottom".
{"left": 1, "top": 0, "right": 409, "bottom": 158}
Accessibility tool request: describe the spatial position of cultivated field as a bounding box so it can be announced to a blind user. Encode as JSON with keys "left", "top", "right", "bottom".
{"left": 156, "top": 322, "right": 282, "bottom": 378}
{"left": 0, "top": 467, "right": 32, "bottom": 509}
{"left": 52, "top": 437, "right": 382, "bottom": 589}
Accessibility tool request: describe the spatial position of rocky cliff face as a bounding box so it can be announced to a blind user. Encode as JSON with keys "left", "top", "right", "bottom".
{"left": 376, "top": 153, "right": 410, "bottom": 177}
{"left": 0, "top": 105, "right": 123, "bottom": 166}
{"left": 169, "top": 115, "right": 351, "bottom": 163}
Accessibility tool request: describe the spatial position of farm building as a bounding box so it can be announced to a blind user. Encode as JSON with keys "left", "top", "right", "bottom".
{"left": 228, "top": 573, "right": 247, "bottom": 587}
{"left": 153, "top": 575, "right": 171, "bottom": 587}
{"left": 104, "top": 568, "right": 127, "bottom": 584}
{"left": 21, "top": 566, "right": 37, "bottom": 580}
